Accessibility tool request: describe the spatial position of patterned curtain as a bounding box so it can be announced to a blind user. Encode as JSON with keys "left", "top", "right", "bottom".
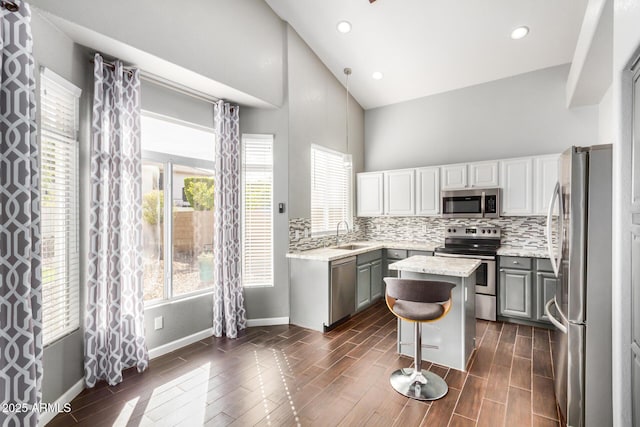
{"left": 84, "top": 54, "right": 148, "bottom": 387}
{"left": 0, "top": 2, "right": 43, "bottom": 426}
{"left": 213, "top": 100, "right": 246, "bottom": 338}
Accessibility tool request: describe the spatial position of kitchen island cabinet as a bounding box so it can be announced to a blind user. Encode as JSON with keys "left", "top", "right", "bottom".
{"left": 389, "top": 256, "right": 479, "bottom": 371}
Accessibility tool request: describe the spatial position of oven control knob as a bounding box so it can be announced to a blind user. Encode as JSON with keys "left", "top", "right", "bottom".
{"left": 453, "top": 228, "right": 456, "bottom": 233}
{"left": 447, "top": 228, "right": 451, "bottom": 233}
{"left": 482, "top": 230, "right": 486, "bottom": 234}
{"left": 493, "top": 230, "right": 497, "bottom": 234}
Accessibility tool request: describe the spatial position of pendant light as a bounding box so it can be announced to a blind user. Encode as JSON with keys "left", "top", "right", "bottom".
{"left": 344, "top": 67, "right": 352, "bottom": 168}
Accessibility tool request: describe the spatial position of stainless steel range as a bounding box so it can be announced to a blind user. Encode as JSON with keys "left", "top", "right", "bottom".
{"left": 434, "top": 226, "right": 501, "bottom": 321}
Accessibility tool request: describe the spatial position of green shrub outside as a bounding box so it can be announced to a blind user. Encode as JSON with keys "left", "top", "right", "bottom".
{"left": 184, "top": 177, "right": 215, "bottom": 211}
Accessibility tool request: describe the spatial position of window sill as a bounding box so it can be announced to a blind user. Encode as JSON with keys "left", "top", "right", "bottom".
{"left": 144, "top": 289, "right": 214, "bottom": 310}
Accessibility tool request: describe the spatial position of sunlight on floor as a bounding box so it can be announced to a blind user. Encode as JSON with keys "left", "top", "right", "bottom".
{"left": 272, "top": 348, "right": 301, "bottom": 427}
{"left": 113, "top": 397, "right": 139, "bottom": 426}
{"left": 114, "top": 361, "right": 213, "bottom": 426}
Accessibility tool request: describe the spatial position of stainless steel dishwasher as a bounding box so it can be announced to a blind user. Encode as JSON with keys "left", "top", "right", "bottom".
{"left": 329, "top": 256, "right": 356, "bottom": 325}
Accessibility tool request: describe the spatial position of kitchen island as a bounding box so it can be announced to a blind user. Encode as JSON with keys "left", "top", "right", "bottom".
{"left": 389, "top": 255, "right": 480, "bottom": 371}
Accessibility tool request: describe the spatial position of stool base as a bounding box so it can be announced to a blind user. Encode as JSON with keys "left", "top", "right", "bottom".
{"left": 389, "top": 368, "right": 448, "bottom": 401}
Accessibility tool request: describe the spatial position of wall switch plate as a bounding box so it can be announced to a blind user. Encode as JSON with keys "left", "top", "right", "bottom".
{"left": 303, "top": 228, "right": 309, "bottom": 238}
{"left": 424, "top": 225, "right": 429, "bottom": 232}
{"left": 278, "top": 202, "right": 285, "bottom": 214}
{"left": 154, "top": 316, "right": 163, "bottom": 330}
{"left": 295, "top": 230, "right": 300, "bottom": 240}
{"left": 376, "top": 224, "right": 381, "bottom": 232}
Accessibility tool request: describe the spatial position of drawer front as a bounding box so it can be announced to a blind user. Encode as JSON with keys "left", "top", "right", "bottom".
{"left": 536, "top": 258, "right": 553, "bottom": 272}
{"left": 357, "top": 250, "right": 382, "bottom": 265}
{"left": 499, "top": 256, "right": 532, "bottom": 270}
{"left": 386, "top": 249, "right": 408, "bottom": 260}
{"left": 407, "top": 250, "right": 433, "bottom": 257}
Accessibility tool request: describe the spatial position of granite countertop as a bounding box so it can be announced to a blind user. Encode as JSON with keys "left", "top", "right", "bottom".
{"left": 388, "top": 255, "right": 481, "bottom": 278}
{"left": 286, "top": 240, "right": 553, "bottom": 261}
{"left": 286, "top": 240, "right": 440, "bottom": 261}
{"left": 497, "top": 245, "right": 550, "bottom": 258}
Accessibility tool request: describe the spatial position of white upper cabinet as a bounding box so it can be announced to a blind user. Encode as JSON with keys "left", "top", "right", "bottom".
{"left": 469, "top": 161, "right": 499, "bottom": 187}
{"left": 534, "top": 154, "right": 560, "bottom": 215}
{"left": 441, "top": 164, "right": 467, "bottom": 190}
{"left": 384, "top": 169, "right": 416, "bottom": 216}
{"left": 415, "top": 167, "right": 440, "bottom": 215}
{"left": 356, "top": 172, "right": 384, "bottom": 216}
{"left": 500, "top": 158, "right": 533, "bottom": 215}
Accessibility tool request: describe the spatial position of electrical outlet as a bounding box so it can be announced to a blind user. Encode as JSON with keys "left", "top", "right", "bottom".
{"left": 295, "top": 230, "right": 300, "bottom": 240}
{"left": 376, "top": 224, "right": 381, "bottom": 232}
{"left": 304, "top": 228, "right": 309, "bottom": 238}
{"left": 154, "top": 316, "right": 163, "bottom": 330}
{"left": 424, "top": 225, "right": 428, "bottom": 233}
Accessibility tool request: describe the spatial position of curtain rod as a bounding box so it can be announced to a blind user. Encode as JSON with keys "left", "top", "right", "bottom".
{"left": 90, "top": 56, "right": 225, "bottom": 106}
{"left": 139, "top": 71, "right": 220, "bottom": 105}
{"left": 89, "top": 58, "right": 135, "bottom": 76}
{"left": 1, "top": 1, "right": 19, "bottom": 12}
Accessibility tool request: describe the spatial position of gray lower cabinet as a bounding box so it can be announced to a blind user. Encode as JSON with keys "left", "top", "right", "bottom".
{"left": 384, "top": 249, "right": 408, "bottom": 278}
{"left": 371, "top": 260, "right": 383, "bottom": 300}
{"left": 357, "top": 264, "right": 371, "bottom": 310}
{"left": 499, "top": 269, "right": 533, "bottom": 319}
{"left": 535, "top": 271, "right": 557, "bottom": 322}
{"left": 357, "top": 250, "right": 383, "bottom": 311}
{"left": 498, "top": 256, "right": 557, "bottom": 326}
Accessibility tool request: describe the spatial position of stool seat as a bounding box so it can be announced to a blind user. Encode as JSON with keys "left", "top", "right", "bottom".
{"left": 384, "top": 277, "right": 456, "bottom": 401}
{"left": 391, "top": 301, "right": 444, "bottom": 321}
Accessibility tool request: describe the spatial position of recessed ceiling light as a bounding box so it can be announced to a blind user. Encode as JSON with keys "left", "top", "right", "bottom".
{"left": 337, "top": 21, "right": 352, "bottom": 34}
{"left": 372, "top": 71, "right": 383, "bottom": 80}
{"left": 510, "top": 26, "right": 529, "bottom": 40}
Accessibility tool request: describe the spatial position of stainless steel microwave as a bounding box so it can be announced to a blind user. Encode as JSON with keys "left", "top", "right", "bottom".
{"left": 441, "top": 188, "right": 500, "bottom": 218}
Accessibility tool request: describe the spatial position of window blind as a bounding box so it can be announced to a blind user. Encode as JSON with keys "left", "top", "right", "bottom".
{"left": 40, "top": 68, "right": 81, "bottom": 345}
{"left": 310, "top": 145, "right": 352, "bottom": 235}
{"left": 242, "top": 135, "right": 273, "bottom": 287}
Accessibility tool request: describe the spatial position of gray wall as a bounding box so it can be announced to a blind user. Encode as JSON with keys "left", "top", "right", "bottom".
{"left": 239, "top": 25, "right": 365, "bottom": 317}
{"left": 287, "top": 27, "right": 365, "bottom": 218}
{"left": 29, "top": 0, "right": 285, "bottom": 107}
{"left": 364, "top": 64, "right": 599, "bottom": 171}
{"left": 32, "top": 10, "right": 89, "bottom": 403}
{"left": 240, "top": 103, "right": 290, "bottom": 319}
{"left": 140, "top": 80, "right": 214, "bottom": 128}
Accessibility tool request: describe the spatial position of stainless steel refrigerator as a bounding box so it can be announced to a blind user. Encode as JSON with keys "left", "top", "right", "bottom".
{"left": 544, "top": 145, "right": 612, "bottom": 427}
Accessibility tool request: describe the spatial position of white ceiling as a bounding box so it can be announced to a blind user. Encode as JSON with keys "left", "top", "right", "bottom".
{"left": 265, "top": 0, "right": 588, "bottom": 109}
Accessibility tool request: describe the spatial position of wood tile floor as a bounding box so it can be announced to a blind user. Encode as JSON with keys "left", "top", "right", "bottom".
{"left": 49, "top": 301, "right": 561, "bottom": 427}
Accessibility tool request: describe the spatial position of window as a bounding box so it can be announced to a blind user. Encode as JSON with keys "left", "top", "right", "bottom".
{"left": 141, "top": 114, "right": 215, "bottom": 303}
{"left": 310, "top": 145, "right": 352, "bottom": 235}
{"left": 40, "top": 68, "right": 81, "bottom": 345}
{"left": 242, "top": 134, "right": 273, "bottom": 287}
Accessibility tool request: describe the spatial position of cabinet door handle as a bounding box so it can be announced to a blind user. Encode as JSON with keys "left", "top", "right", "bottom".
{"left": 513, "top": 261, "right": 519, "bottom": 264}
{"left": 500, "top": 268, "right": 505, "bottom": 272}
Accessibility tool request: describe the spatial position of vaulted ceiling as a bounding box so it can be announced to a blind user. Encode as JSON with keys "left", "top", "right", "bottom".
{"left": 265, "top": 0, "right": 588, "bottom": 109}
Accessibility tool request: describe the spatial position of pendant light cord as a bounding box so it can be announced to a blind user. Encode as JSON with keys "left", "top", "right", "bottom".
{"left": 344, "top": 67, "right": 352, "bottom": 154}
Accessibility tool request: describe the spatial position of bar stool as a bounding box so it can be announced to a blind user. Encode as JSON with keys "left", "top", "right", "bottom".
{"left": 384, "top": 277, "right": 456, "bottom": 401}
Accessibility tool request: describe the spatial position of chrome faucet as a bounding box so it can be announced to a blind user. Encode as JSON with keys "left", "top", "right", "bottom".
{"left": 335, "top": 220, "right": 350, "bottom": 246}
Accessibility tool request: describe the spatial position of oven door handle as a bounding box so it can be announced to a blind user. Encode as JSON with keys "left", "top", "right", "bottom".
{"left": 434, "top": 252, "right": 496, "bottom": 261}
{"left": 480, "top": 191, "right": 486, "bottom": 217}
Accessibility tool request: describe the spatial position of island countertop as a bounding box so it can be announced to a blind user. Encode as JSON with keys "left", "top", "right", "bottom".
{"left": 388, "top": 255, "right": 480, "bottom": 278}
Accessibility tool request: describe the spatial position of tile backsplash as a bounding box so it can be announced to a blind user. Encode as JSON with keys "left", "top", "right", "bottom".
{"left": 289, "top": 216, "right": 551, "bottom": 252}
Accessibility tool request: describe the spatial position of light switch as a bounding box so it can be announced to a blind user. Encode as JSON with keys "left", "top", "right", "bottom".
{"left": 154, "top": 316, "right": 163, "bottom": 330}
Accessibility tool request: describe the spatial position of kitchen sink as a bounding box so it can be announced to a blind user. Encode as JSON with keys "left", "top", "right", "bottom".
{"left": 335, "top": 244, "right": 371, "bottom": 250}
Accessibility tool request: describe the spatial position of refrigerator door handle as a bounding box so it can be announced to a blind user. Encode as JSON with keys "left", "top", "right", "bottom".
{"left": 545, "top": 297, "right": 567, "bottom": 334}
{"left": 546, "top": 182, "right": 562, "bottom": 278}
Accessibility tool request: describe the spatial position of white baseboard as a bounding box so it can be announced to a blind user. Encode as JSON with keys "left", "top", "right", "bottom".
{"left": 246, "top": 317, "right": 289, "bottom": 327}
{"left": 148, "top": 328, "right": 214, "bottom": 360}
{"left": 41, "top": 379, "right": 84, "bottom": 426}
